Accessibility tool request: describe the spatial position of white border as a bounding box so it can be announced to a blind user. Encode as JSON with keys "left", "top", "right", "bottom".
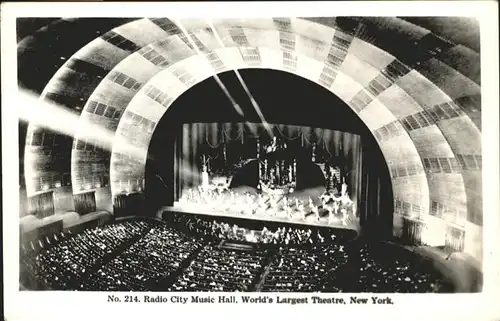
{"left": 2, "top": 2, "right": 499, "bottom": 321}
{"left": 0, "top": 1, "right": 497, "bottom": 18}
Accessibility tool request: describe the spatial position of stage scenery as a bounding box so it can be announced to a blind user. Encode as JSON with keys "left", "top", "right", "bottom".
{"left": 16, "top": 17, "right": 483, "bottom": 293}
{"left": 172, "top": 123, "right": 362, "bottom": 233}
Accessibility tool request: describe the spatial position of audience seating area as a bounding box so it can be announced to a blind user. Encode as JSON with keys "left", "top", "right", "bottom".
{"left": 169, "top": 246, "right": 267, "bottom": 292}
{"left": 262, "top": 244, "right": 350, "bottom": 292}
{"left": 20, "top": 221, "right": 150, "bottom": 290}
{"left": 20, "top": 230, "right": 74, "bottom": 290}
{"left": 20, "top": 218, "right": 455, "bottom": 293}
{"left": 355, "top": 243, "right": 454, "bottom": 293}
{"left": 81, "top": 224, "right": 203, "bottom": 291}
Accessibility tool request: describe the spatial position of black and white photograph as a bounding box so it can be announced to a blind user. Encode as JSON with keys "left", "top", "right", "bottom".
{"left": 2, "top": 2, "right": 499, "bottom": 321}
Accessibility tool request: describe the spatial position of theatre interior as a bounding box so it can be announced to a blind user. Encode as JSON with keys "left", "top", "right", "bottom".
{"left": 17, "top": 17, "right": 483, "bottom": 293}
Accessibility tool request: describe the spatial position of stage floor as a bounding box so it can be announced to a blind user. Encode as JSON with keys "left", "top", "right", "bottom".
{"left": 162, "top": 202, "right": 360, "bottom": 232}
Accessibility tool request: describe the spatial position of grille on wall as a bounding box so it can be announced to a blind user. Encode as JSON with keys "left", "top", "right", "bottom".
{"left": 149, "top": 18, "right": 182, "bottom": 35}
{"left": 366, "top": 75, "right": 392, "bottom": 96}
{"left": 324, "top": 33, "right": 352, "bottom": 71}
{"left": 28, "top": 191, "right": 55, "bottom": 219}
{"left": 229, "top": 26, "right": 250, "bottom": 47}
{"left": 85, "top": 100, "right": 122, "bottom": 120}
{"left": 373, "top": 121, "right": 404, "bottom": 143}
{"left": 74, "top": 191, "right": 97, "bottom": 215}
{"left": 138, "top": 46, "right": 171, "bottom": 67}
{"left": 239, "top": 47, "right": 261, "bottom": 66}
{"left": 189, "top": 33, "right": 209, "bottom": 52}
{"left": 113, "top": 192, "right": 145, "bottom": 218}
{"left": 423, "top": 157, "right": 463, "bottom": 174}
{"left": 402, "top": 216, "right": 426, "bottom": 245}
{"left": 107, "top": 71, "right": 142, "bottom": 91}
{"left": 283, "top": 51, "right": 297, "bottom": 72}
{"left": 318, "top": 66, "right": 337, "bottom": 88}
{"left": 429, "top": 201, "right": 466, "bottom": 227}
{"left": 456, "top": 154, "right": 482, "bottom": 170}
{"left": 205, "top": 52, "right": 226, "bottom": 73}
{"left": 101, "top": 30, "right": 141, "bottom": 53}
{"left": 395, "top": 199, "right": 425, "bottom": 219}
{"left": 422, "top": 155, "right": 481, "bottom": 172}
{"left": 381, "top": 59, "right": 410, "bottom": 83}
{"left": 279, "top": 31, "right": 295, "bottom": 51}
{"left": 29, "top": 131, "right": 62, "bottom": 147}
{"left": 143, "top": 84, "right": 173, "bottom": 107}
{"left": 272, "top": 17, "right": 292, "bottom": 32}
{"left": 350, "top": 90, "right": 373, "bottom": 112}
{"left": 445, "top": 225, "right": 465, "bottom": 253}
{"left": 402, "top": 102, "right": 464, "bottom": 132}
{"left": 171, "top": 67, "right": 196, "bottom": 87}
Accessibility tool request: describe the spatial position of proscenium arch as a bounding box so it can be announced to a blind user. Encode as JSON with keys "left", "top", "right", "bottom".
{"left": 22, "top": 17, "right": 481, "bottom": 252}
{"left": 102, "top": 18, "right": 472, "bottom": 232}
{"left": 108, "top": 48, "right": 429, "bottom": 234}
{"left": 143, "top": 67, "right": 396, "bottom": 236}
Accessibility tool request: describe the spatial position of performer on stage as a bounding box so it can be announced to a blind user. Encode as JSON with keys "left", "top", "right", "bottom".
{"left": 308, "top": 197, "right": 314, "bottom": 211}
{"left": 341, "top": 208, "right": 348, "bottom": 226}
{"left": 313, "top": 205, "right": 320, "bottom": 222}
{"left": 282, "top": 196, "right": 291, "bottom": 218}
{"left": 341, "top": 177, "right": 348, "bottom": 197}
{"left": 257, "top": 194, "right": 266, "bottom": 210}
{"left": 296, "top": 200, "right": 305, "bottom": 220}
{"left": 201, "top": 163, "right": 209, "bottom": 191}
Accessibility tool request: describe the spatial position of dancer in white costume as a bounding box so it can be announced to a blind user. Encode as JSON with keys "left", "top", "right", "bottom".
{"left": 201, "top": 164, "right": 209, "bottom": 191}
{"left": 341, "top": 208, "right": 348, "bottom": 226}
{"left": 296, "top": 200, "right": 305, "bottom": 220}
{"left": 341, "top": 177, "right": 348, "bottom": 196}
{"left": 315, "top": 206, "right": 321, "bottom": 222}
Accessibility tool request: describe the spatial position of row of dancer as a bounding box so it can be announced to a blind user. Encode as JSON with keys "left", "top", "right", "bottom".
{"left": 180, "top": 187, "right": 355, "bottom": 226}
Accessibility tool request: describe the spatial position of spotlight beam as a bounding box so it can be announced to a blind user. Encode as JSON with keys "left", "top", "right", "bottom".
{"left": 18, "top": 90, "right": 145, "bottom": 161}
{"left": 172, "top": 19, "right": 245, "bottom": 118}
{"left": 206, "top": 20, "right": 273, "bottom": 137}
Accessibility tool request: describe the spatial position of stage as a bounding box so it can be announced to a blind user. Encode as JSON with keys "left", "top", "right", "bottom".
{"left": 161, "top": 201, "right": 360, "bottom": 232}
{"left": 149, "top": 121, "right": 394, "bottom": 237}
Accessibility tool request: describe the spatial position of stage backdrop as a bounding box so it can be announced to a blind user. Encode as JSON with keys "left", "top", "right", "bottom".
{"left": 163, "top": 122, "right": 393, "bottom": 238}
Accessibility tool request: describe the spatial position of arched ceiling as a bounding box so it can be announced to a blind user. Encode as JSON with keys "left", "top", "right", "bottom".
{"left": 19, "top": 17, "right": 482, "bottom": 229}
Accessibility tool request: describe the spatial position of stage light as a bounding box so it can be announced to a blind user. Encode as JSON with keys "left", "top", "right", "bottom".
{"left": 19, "top": 89, "right": 147, "bottom": 170}
{"left": 42, "top": 184, "right": 50, "bottom": 191}
{"left": 19, "top": 89, "right": 150, "bottom": 195}
{"left": 167, "top": 20, "right": 269, "bottom": 138}
{"left": 172, "top": 19, "right": 244, "bottom": 117}
{"left": 206, "top": 20, "right": 273, "bottom": 136}
{"left": 19, "top": 91, "right": 83, "bottom": 141}
{"left": 55, "top": 182, "right": 62, "bottom": 188}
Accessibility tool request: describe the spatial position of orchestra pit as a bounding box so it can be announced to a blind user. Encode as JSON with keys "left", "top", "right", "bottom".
{"left": 17, "top": 17, "right": 483, "bottom": 293}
